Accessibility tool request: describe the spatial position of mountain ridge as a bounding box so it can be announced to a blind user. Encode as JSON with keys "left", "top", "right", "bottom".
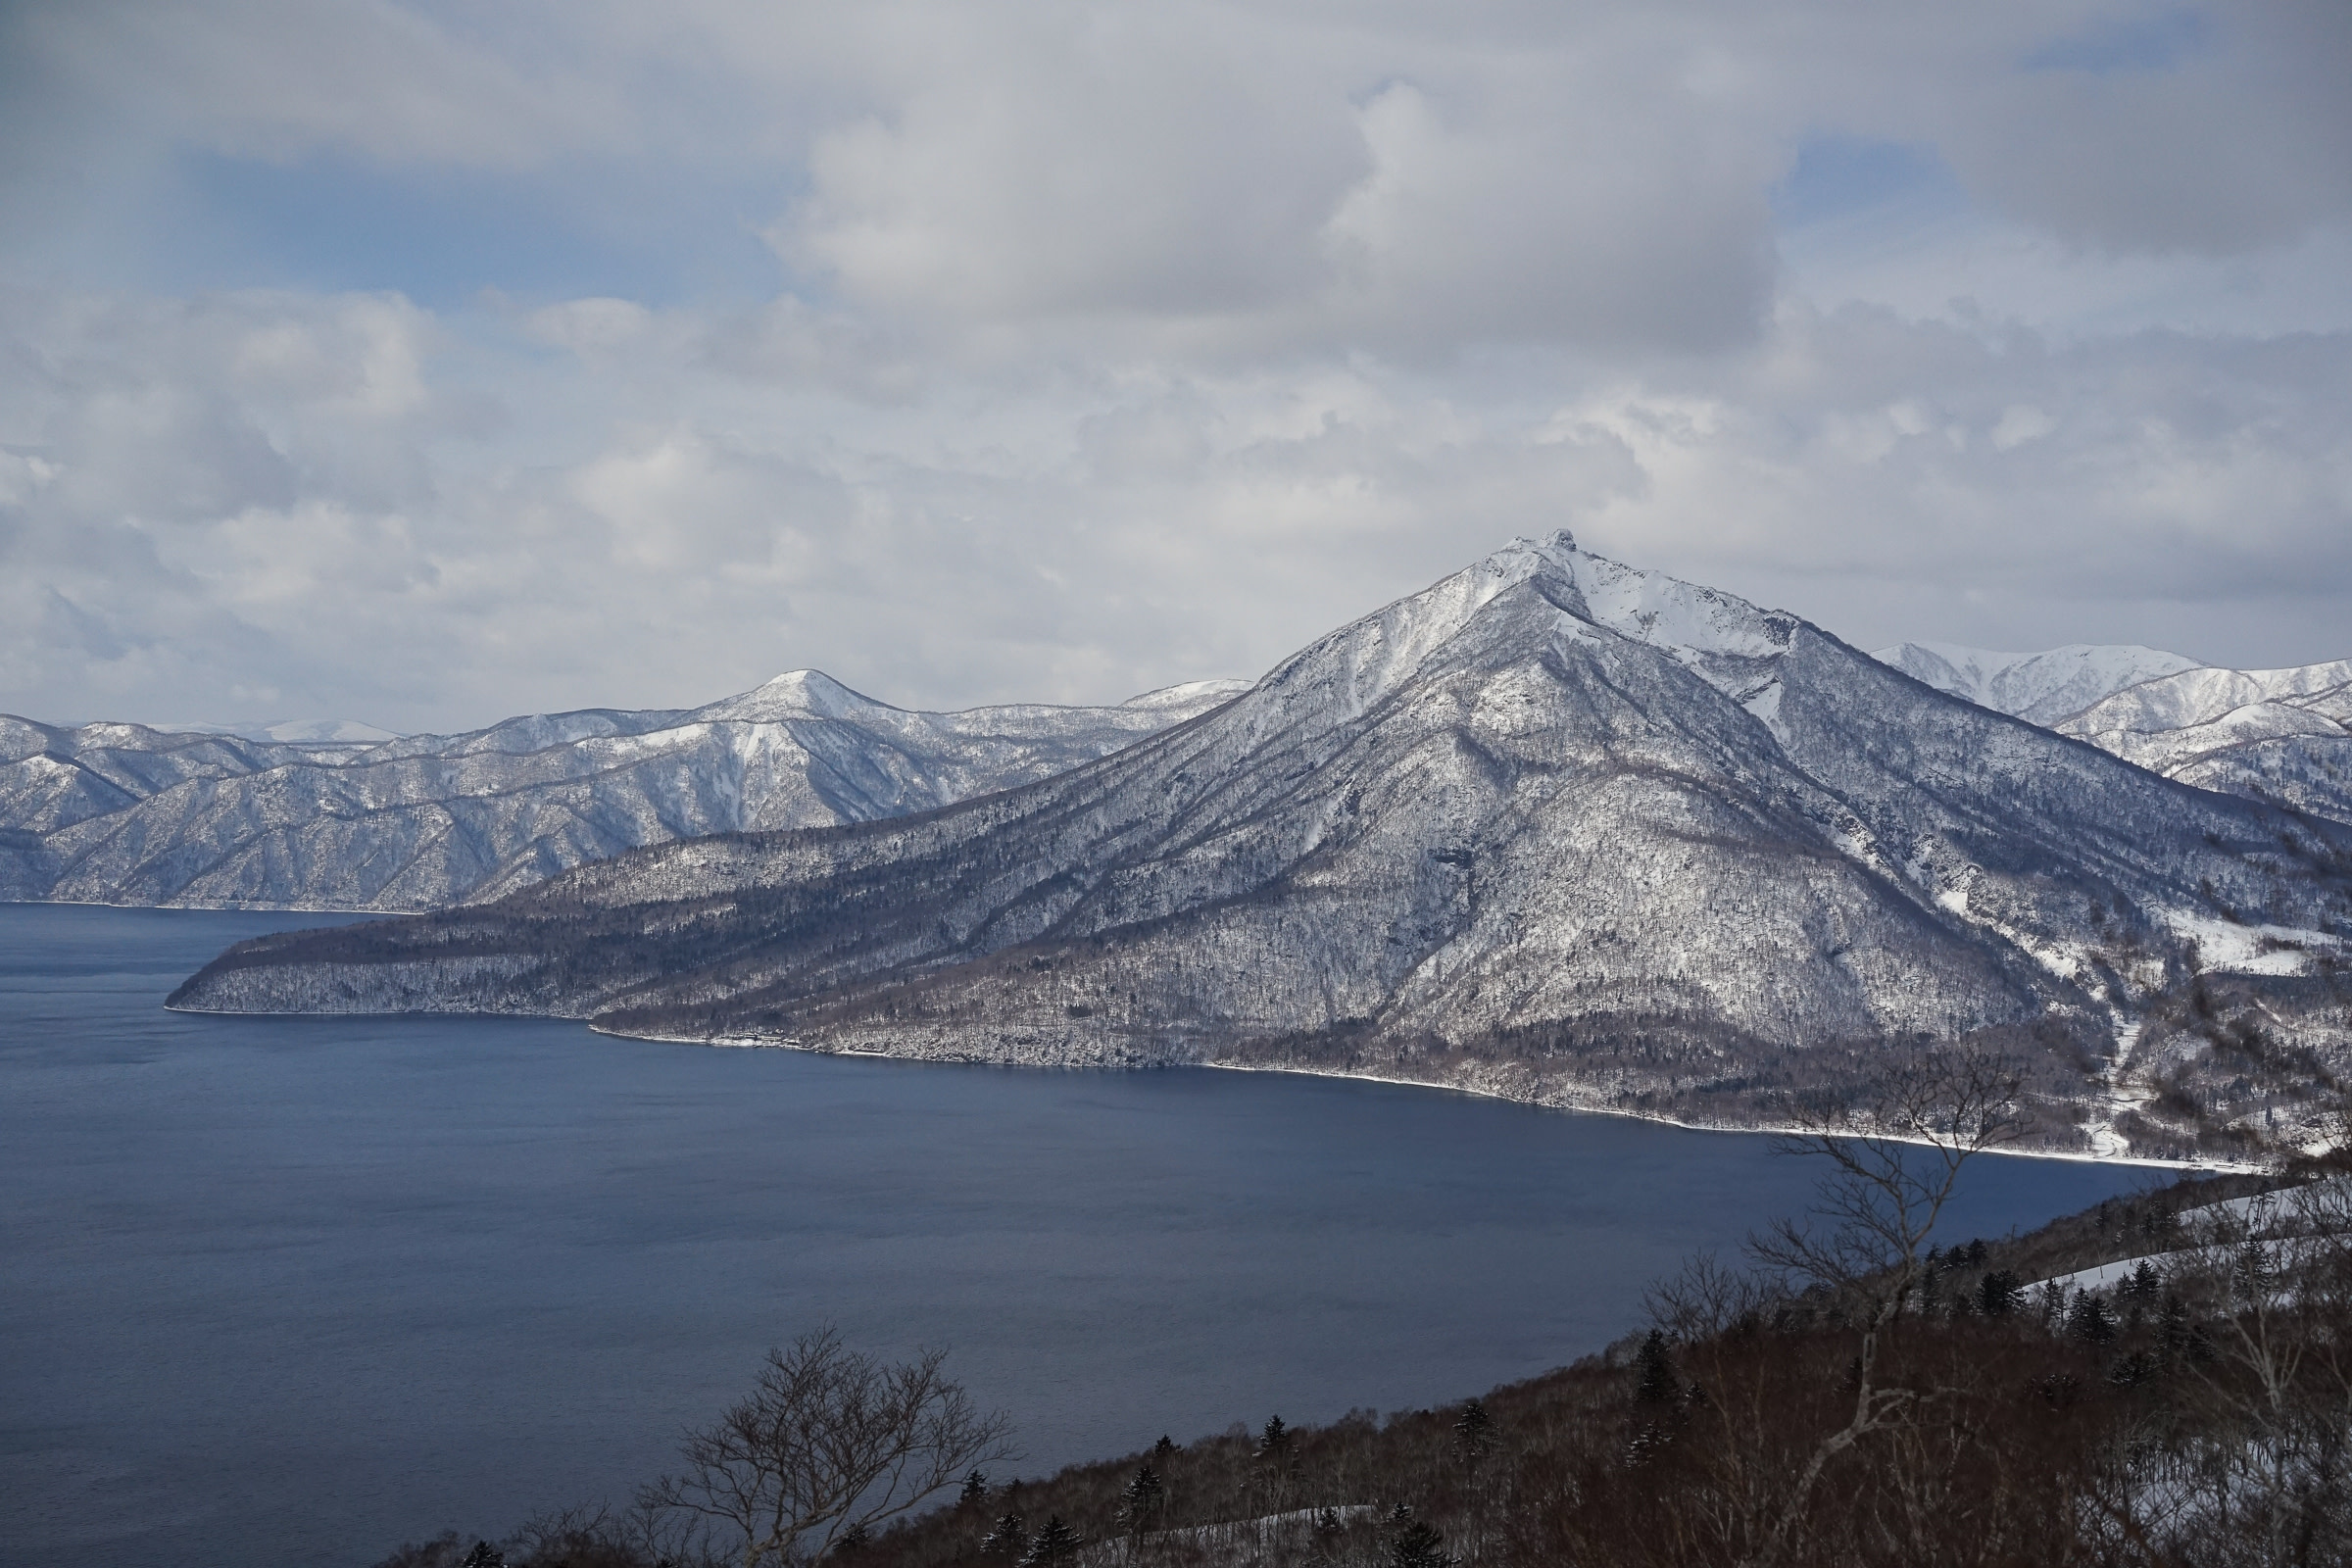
{"left": 172, "top": 534, "right": 2352, "bottom": 1159}
{"left": 1880, "top": 642, "right": 2352, "bottom": 827}
{"left": 0, "top": 676, "right": 1246, "bottom": 912}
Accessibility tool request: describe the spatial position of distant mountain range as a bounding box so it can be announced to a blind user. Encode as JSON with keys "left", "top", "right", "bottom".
{"left": 172, "top": 534, "right": 2352, "bottom": 1160}
{"left": 1877, "top": 643, "right": 2352, "bottom": 825}
{"left": 0, "top": 676, "right": 1244, "bottom": 911}
{"left": 148, "top": 718, "right": 406, "bottom": 744}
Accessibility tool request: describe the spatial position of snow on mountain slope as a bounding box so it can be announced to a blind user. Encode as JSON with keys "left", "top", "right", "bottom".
{"left": 155, "top": 718, "right": 405, "bottom": 744}
{"left": 1881, "top": 643, "right": 2352, "bottom": 826}
{"left": 176, "top": 533, "right": 2352, "bottom": 1158}
{"left": 1872, "top": 643, "right": 2202, "bottom": 726}
{"left": 2058, "top": 662, "right": 2352, "bottom": 828}
{"left": 0, "top": 678, "right": 1242, "bottom": 911}
{"left": 2069, "top": 661, "right": 2352, "bottom": 735}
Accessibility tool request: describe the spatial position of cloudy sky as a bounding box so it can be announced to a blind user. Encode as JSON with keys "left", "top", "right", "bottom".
{"left": 2, "top": 1, "right": 2347, "bottom": 731}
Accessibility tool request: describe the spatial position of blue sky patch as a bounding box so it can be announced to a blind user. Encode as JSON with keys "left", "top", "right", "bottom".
{"left": 154, "top": 149, "right": 788, "bottom": 307}
{"left": 2027, "top": 8, "right": 2213, "bottom": 74}
{"left": 1771, "top": 135, "right": 1965, "bottom": 229}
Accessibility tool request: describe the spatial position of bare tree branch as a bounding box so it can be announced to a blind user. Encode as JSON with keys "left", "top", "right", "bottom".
{"left": 1738, "top": 1048, "right": 2025, "bottom": 1568}
{"left": 639, "top": 1328, "right": 1017, "bottom": 1568}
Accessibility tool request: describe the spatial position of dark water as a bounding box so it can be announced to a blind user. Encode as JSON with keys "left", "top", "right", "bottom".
{"left": 2, "top": 904, "right": 2153, "bottom": 1567}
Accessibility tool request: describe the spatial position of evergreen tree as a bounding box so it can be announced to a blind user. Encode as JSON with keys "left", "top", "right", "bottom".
{"left": 1021, "top": 1514, "right": 1081, "bottom": 1568}
{"left": 958, "top": 1471, "right": 991, "bottom": 1508}
{"left": 459, "top": 1544, "right": 504, "bottom": 1568}
{"left": 1122, "top": 1463, "right": 1164, "bottom": 1539}
{"left": 1391, "top": 1520, "right": 1453, "bottom": 1568}
{"left": 2160, "top": 1292, "right": 2193, "bottom": 1355}
{"left": 1978, "top": 1269, "right": 2022, "bottom": 1316}
{"left": 2231, "top": 1239, "right": 2273, "bottom": 1302}
{"left": 1255, "top": 1413, "right": 1299, "bottom": 1509}
{"left": 1152, "top": 1434, "right": 1178, "bottom": 1464}
{"left": 2068, "top": 1290, "right": 2118, "bottom": 1345}
{"left": 982, "top": 1511, "right": 1028, "bottom": 1558}
{"left": 1452, "top": 1397, "right": 1494, "bottom": 1464}
{"left": 1634, "top": 1330, "right": 1679, "bottom": 1404}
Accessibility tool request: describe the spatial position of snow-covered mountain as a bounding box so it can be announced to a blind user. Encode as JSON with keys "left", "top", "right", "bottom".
{"left": 2057, "top": 661, "right": 2352, "bottom": 826}
{"left": 175, "top": 534, "right": 2352, "bottom": 1158}
{"left": 1879, "top": 643, "right": 2352, "bottom": 826}
{"left": 1872, "top": 642, "right": 2202, "bottom": 727}
{"left": 153, "top": 718, "right": 406, "bottom": 744}
{"left": 0, "top": 675, "right": 1245, "bottom": 911}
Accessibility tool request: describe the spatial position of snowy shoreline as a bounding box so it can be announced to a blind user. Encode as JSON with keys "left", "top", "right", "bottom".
{"left": 609, "top": 1023, "right": 2265, "bottom": 1175}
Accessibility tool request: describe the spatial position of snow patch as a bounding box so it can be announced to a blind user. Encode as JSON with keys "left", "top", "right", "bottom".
{"left": 2163, "top": 912, "right": 2341, "bottom": 976}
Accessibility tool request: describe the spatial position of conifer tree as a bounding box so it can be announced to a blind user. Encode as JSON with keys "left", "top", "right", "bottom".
{"left": 1122, "top": 1463, "right": 1164, "bottom": 1540}
{"left": 1255, "top": 1414, "right": 1299, "bottom": 1509}
{"left": 2160, "top": 1292, "right": 2193, "bottom": 1356}
{"left": 1391, "top": 1519, "right": 1452, "bottom": 1568}
{"left": 2068, "top": 1290, "right": 2118, "bottom": 1345}
{"left": 1452, "top": 1398, "right": 1494, "bottom": 1464}
{"left": 1634, "top": 1330, "right": 1679, "bottom": 1404}
{"left": 1978, "top": 1269, "right": 2022, "bottom": 1316}
{"left": 982, "top": 1511, "right": 1028, "bottom": 1558}
{"left": 958, "top": 1471, "right": 990, "bottom": 1508}
{"left": 1021, "top": 1514, "right": 1080, "bottom": 1568}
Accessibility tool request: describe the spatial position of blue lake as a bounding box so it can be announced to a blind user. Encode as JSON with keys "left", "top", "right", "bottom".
{"left": 1, "top": 903, "right": 2154, "bottom": 1567}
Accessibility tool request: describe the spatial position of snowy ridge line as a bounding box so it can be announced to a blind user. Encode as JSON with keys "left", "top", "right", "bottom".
{"left": 1, "top": 674, "right": 1247, "bottom": 913}
{"left": 172, "top": 532, "right": 2352, "bottom": 1161}
{"left": 1878, "top": 640, "right": 2352, "bottom": 828}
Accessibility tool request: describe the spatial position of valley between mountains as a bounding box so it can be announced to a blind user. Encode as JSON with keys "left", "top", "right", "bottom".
{"left": 167, "top": 534, "right": 2352, "bottom": 1162}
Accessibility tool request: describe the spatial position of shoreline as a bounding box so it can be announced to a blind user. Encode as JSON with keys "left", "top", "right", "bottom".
{"left": 97, "top": 890, "right": 2267, "bottom": 1178}
{"left": 4, "top": 896, "right": 407, "bottom": 917}
{"left": 603, "top": 1022, "right": 2265, "bottom": 1176}
{"left": 1196, "top": 1061, "right": 2258, "bottom": 1175}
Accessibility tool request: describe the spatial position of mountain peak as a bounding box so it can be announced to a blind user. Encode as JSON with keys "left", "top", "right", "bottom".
{"left": 170, "top": 528, "right": 2352, "bottom": 1161}
{"left": 694, "top": 668, "right": 895, "bottom": 723}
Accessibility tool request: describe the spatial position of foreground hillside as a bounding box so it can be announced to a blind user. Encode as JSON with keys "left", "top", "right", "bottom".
{"left": 173, "top": 535, "right": 2352, "bottom": 1157}
{"left": 373, "top": 1133, "right": 2352, "bottom": 1568}
{"left": 0, "top": 676, "right": 1240, "bottom": 911}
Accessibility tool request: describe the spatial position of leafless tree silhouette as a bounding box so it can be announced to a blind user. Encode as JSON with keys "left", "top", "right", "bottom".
{"left": 640, "top": 1328, "right": 1016, "bottom": 1568}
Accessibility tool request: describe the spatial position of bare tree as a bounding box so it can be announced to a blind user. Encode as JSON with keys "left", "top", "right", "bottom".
{"left": 641, "top": 1328, "right": 1017, "bottom": 1568}
{"left": 1737, "top": 1049, "right": 2025, "bottom": 1568}
{"left": 510, "top": 1498, "right": 712, "bottom": 1567}
{"left": 2136, "top": 1178, "right": 2352, "bottom": 1568}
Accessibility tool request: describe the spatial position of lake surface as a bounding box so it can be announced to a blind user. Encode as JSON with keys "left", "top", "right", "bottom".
{"left": 2, "top": 904, "right": 2154, "bottom": 1568}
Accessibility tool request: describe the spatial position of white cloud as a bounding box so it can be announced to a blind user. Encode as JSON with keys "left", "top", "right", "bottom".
{"left": 0, "top": 2, "right": 2346, "bottom": 728}
{"left": 3, "top": 279, "right": 2347, "bottom": 732}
